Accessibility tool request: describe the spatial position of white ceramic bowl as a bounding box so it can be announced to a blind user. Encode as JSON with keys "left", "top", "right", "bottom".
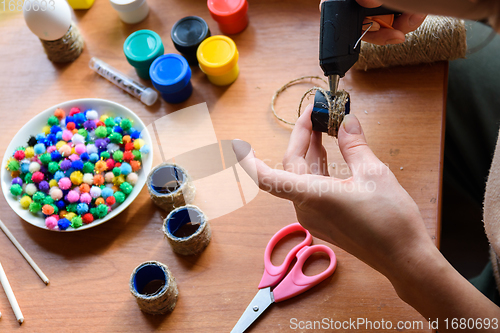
{"left": 1, "top": 98, "right": 153, "bottom": 231}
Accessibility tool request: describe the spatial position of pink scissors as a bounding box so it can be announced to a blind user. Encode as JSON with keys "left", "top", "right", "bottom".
{"left": 231, "top": 223, "right": 337, "bottom": 333}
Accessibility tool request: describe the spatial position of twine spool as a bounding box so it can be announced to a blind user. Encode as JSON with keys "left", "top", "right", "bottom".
{"left": 354, "top": 16, "right": 466, "bottom": 70}
{"left": 163, "top": 205, "right": 211, "bottom": 256}
{"left": 40, "top": 23, "right": 84, "bottom": 63}
{"left": 129, "top": 261, "right": 178, "bottom": 315}
{"left": 147, "top": 163, "right": 195, "bottom": 213}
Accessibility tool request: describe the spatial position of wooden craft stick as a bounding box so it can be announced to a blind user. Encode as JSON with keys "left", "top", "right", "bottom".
{"left": 0, "top": 262, "right": 23, "bottom": 324}
{"left": 0, "top": 219, "right": 49, "bottom": 285}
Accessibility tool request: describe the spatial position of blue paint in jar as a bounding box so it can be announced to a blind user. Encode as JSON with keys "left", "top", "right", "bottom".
{"left": 150, "top": 54, "right": 192, "bottom": 104}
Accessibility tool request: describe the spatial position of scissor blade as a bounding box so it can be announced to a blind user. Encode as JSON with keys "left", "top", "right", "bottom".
{"left": 230, "top": 287, "right": 274, "bottom": 333}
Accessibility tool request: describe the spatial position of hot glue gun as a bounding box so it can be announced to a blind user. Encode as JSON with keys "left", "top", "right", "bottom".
{"left": 312, "top": 0, "right": 400, "bottom": 133}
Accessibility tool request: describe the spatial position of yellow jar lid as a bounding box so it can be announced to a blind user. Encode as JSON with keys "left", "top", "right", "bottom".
{"left": 197, "top": 35, "right": 238, "bottom": 76}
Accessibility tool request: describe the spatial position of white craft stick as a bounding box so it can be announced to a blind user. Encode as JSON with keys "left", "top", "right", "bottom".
{"left": 0, "top": 219, "right": 49, "bottom": 285}
{"left": 0, "top": 262, "right": 23, "bottom": 324}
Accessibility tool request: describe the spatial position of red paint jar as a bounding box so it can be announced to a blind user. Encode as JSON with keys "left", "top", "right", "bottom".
{"left": 207, "top": 0, "right": 248, "bottom": 35}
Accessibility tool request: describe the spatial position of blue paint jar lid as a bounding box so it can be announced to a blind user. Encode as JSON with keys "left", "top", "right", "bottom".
{"left": 150, "top": 54, "right": 191, "bottom": 94}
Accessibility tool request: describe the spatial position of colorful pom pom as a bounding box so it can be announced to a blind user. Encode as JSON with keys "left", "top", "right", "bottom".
{"left": 20, "top": 196, "right": 32, "bottom": 209}
{"left": 38, "top": 180, "right": 50, "bottom": 192}
{"left": 10, "top": 184, "right": 22, "bottom": 196}
{"left": 80, "top": 192, "right": 92, "bottom": 204}
{"left": 25, "top": 183, "right": 37, "bottom": 196}
{"left": 29, "top": 201, "right": 42, "bottom": 214}
{"left": 76, "top": 203, "right": 89, "bottom": 215}
{"left": 67, "top": 190, "right": 80, "bottom": 203}
{"left": 70, "top": 171, "right": 83, "bottom": 185}
{"left": 95, "top": 204, "right": 108, "bottom": 218}
{"left": 58, "top": 218, "right": 71, "bottom": 230}
{"left": 82, "top": 213, "right": 94, "bottom": 224}
{"left": 59, "top": 144, "right": 71, "bottom": 157}
{"left": 58, "top": 177, "right": 72, "bottom": 190}
{"left": 49, "top": 187, "right": 63, "bottom": 200}
{"left": 46, "top": 216, "right": 59, "bottom": 229}
{"left": 71, "top": 216, "right": 83, "bottom": 229}
{"left": 93, "top": 174, "right": 104, "bottom": 186}
{"left": 101, "top": 187, "right": 114, "bottom": 199}
{"left": 12, "top": 177, "right": 23, "bottom": 186}
{"left": 31, "top": 171, "right": 44, "bottom": 183}
{"left": 42, "top": 204, "right": 54, "bottom": 216}
{"left": 90, "top": 186, "right": 101, "bottom": 198}
{"left": 112, "top": 150, "right": 123, "bottom": 162}
{"left": 14, "top": 150, "right": 25, "bottom": 161}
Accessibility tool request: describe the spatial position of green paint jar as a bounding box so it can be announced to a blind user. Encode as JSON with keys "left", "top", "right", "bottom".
{"left": 124, "top": 30, "right": 164, "bottom": 80}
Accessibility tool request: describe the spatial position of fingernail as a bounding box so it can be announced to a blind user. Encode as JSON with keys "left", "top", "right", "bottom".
{"left": 232, "top": 139, "right": 253, "bottom": 162}
{"left": 385, "top": 38, "right": 404, "bottom": 45}
{"left": 343, "top": 114, "right": 362, "bottom": 134}
{"left": 409, "top": 14, "right": 426, "bottom": 27}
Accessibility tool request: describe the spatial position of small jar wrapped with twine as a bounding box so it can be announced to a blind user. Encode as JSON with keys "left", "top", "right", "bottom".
{"left": 163, "top": 205, "right": 211, "bottom": 256}
{"left": 129, "top": 261, "right": 178, "bottom": 315}
{"left": 147, "top": 163, "right": 195, "bottom": 213}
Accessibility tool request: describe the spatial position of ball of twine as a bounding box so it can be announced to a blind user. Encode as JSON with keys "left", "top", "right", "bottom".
{"left": 129, "top": 261, "right": 178, "bottom": 315}
{"left": 354, "top": 15, "right": 466, "bottom": 70}
{"left": 40, "top": 23, "right": 84, "bottom": 63}
{"left": 147, "top": 163, "right": 195, "bottom": 214}
{"left": 163, "top": 205, "right": 211, "bottom": 256}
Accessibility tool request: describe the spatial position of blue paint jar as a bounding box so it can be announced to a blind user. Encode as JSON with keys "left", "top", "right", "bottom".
{"left": 149, "top": 54, "right": 192, "bottom": 104}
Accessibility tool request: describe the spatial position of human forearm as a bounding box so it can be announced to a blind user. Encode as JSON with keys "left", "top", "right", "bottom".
{"left": 389, "top": 241, "right": 500, "bottom": 332}
{"left": 371, "top": 0, "right": 500, "bottom": 31}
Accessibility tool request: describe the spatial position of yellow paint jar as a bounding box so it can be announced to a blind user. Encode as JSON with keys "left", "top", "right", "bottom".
{"left": 197, "top": 35, "right": 239, "bottom": 86}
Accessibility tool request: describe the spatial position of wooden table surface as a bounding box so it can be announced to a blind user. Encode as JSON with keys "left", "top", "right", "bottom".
{"left": 0, "top": 0, "right": 446, "bottom": 331}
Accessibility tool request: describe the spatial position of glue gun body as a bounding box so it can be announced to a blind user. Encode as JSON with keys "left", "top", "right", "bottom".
{"left": 319, "top": 0, "right": 399, "bottom": 79}
{"left": 312, "top": 0, "right": 399, "bottom": 134}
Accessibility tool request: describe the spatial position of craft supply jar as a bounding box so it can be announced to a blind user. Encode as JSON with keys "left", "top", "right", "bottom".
{"left": 197, "top": 35, "right": 239, "bottom": 86}
{"left": 124, "top": 30, "right": 164, "bottom": 80}
{"left": 109, "top": 0, "right": 150, "bottom": 24}
{"left": 150, "top": 54, "right": 193, "bottom": 104}
{"left": 171, "top": 16, "right": 211, "bottom": 65}
{"left": 207, "top": 0, "right": 248, "bottom": 34}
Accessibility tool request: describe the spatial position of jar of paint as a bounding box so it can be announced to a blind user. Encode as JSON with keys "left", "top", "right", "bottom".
{"left": 207, "top": 0, "right": 248, "bottom": 34}
{"left": 67, "top": 0, "right": 95, "bottom": 9}
{"left": 109, "top": 0, "right": 150, "bottom": 24}
{"left": 150, "top": 54, "right": 193, "bottom": 104}
{"left": 124, "top": 30, "right": 164, "bottom": 80}
{"left": 171, "top": 16, "right": 211, "bottom": 65}
{"left": 197, "top": 35, "right": 239, "bottom": 86}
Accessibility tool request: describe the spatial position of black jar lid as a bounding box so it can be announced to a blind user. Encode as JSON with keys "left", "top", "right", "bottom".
{"left": 171, "top": 16, "right": 211, "bottom": 58}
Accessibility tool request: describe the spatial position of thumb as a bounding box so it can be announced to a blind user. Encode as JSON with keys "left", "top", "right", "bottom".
{"left": 338, "top": 114, "right": 382, "bottom": 176}
{"left": 232, "top": 139, "right": 305, "bottom": 201}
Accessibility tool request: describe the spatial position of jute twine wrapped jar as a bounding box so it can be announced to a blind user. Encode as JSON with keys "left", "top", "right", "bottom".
{"left": 147, "top": 163, "right": 195, "bottom": 213}
{"left": 129, "top": 261, "right": 178, "bottom": 315}
{"left": 163, "top": 205, "right": 211, "bottom": 256}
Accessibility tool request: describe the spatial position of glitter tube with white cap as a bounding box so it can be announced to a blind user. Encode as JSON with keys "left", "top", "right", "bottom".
{"left": 89, "top": 57, "right": 158, "bottom": 106}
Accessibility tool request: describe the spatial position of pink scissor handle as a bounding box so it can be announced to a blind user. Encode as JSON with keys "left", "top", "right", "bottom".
{"left": 272, "top": 244, "right": 337, "bottom": 302}
{"left": 258, "top": 223, "right": 312, "bottom": 289}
